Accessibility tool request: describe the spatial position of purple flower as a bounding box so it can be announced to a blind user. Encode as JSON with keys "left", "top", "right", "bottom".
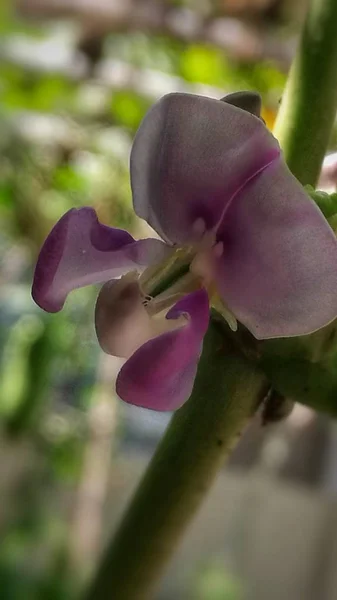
{"left": 32, "top": 92, "right": 337, "bottom": 411}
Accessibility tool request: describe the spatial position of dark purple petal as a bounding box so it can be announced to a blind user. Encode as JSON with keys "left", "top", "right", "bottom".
{"left": 214, "top": 159, "right": 337, "bottom": 338}
{"left": 116, "top": 289, "right": 210, "bottom": 411}
{"left": 32, "top": 207, "right": 171, "bottom": 313}
{"left": 130, "top": 92, "right": 280, "bottom": 244}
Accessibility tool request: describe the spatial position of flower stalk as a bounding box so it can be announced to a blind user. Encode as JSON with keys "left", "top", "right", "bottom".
{"left": 85, "top": 323, "right": 267, "bottom": 600}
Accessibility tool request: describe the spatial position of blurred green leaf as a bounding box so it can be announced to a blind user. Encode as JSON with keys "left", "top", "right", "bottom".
{"left": 180, "top": 45, "right": 229, "bottom": 85}
{"left": 236, "top": 61, "right": 286, "bottom": 97}
{"left": 110, "top": 91, "right": 151, "bottom": 130}
{"left": 193, "top": 563, "right": 244, "bottom": 600}
{"left": 52, "top": 165, "right": 87, "bottom": 195}
{"left": 105, "top": 32, "right": 181, "bottom": 73}
{"left": 1, "top": 70, "right": 75, "bottom": 112}
{"left": 0, "top": 182, "right": 13, "bottom": 207}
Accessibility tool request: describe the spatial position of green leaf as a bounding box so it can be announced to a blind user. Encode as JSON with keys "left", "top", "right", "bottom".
{"left": 180, "top": 45, "right": 228, "bottom": 85}
{"left": 110, "top": 91, "right": 151, "bottom": 130}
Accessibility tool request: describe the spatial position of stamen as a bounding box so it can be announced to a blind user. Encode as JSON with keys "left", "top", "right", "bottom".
{"left": 142, "top": 294, "right": 152, "bottom": 304}
{"left": 140, "top": 247, "right": 193, "bottom": 297}
{"left": 190, "top": 250, "right": 213, "bottom": 284}
{"left": 211, "top": 294, "right": 238, "bottom": 332}
{"left": 138, "top": 249, "right": 176, "bottom": 291}
{"left": 189, "top": 230, "right": 224, "bottom": 286}
{"left": 146, "top": 293, "right": 184, "bottom": 316}
{"left": 146, "top": 272, "right": 202, "bottom": 317}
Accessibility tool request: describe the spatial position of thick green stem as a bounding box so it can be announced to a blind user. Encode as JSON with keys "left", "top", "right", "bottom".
{"left": 259, "top": 328, "right": 337, "bottom": 418}
{"left": 85, "top": 324, "right": 267, "bottom": 600}
{"left": 274, "top": 0, "right": 337, "bottom": 186}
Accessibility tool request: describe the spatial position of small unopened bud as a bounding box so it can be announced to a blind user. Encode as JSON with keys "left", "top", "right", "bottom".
{"left": 222, "top": 91, "right": 262, "bottom": 118}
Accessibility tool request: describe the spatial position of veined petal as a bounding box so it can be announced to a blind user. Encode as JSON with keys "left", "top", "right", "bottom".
{"left": 116, "top": 289, "right": 210, "bottom": 411}
{"left": 32, "top": 207, "right": 171, "bottom": 313}
{"left": 214, "top": 159, "right": 337, "bottom": 339}
{"left": 130, "top": 92, "right": 280, "bottom": 244}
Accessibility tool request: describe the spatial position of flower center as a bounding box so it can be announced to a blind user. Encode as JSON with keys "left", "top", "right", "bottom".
{"left": 95, "top": 220, "right": 237, "bottom": 359}
{"left": 139, "top": 219, "right": 237, "bottom": 330}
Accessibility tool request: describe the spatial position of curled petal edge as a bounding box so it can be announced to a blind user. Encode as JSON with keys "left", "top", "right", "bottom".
{"left": 32, "top": 207, "right": 171, "bottom": 313}
{"left": 116, "top": 289, "right": 210, "bottom": 411}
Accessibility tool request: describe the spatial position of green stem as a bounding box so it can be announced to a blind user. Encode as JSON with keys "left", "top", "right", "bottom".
{"left": 274, "top": 0, "right": 337, "bottom": 186}
{"left": 259, "top": 328, "right": 337, "bottom": 418}
{"left": 85, "top": 324, "right": 267, "bottom": 600}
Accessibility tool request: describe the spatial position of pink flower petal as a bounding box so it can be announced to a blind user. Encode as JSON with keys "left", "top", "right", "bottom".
{"left": 130, "top": 92, "right": 279, "bottom": 244}
{"left": 214, "top": 159, "right": 337, "bottom": 338}
{"left": 116, "top": 289, "right": 210, "bottom": 411}
{"left": 95, "top": 275, "right": 186, "bottom": 358}
{"left": 32, "top": 207, "right": 171, "bottom": 312}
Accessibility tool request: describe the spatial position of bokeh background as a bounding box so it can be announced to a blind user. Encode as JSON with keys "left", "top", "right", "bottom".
{"left": 1, "top": 1, "right": 337, "bottom": 599}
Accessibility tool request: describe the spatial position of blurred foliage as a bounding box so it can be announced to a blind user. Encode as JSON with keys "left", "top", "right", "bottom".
{"left": 105, "top": 32, "right": 182, "bottom": 74}
{"left": 110, "top": 91, "right": 152, "bottom": 130}
{"left": 193, "top": 561, "right": 244, "bottom": 600}
{"left": 1, "top": 68, "right": 75, "bottom": 112}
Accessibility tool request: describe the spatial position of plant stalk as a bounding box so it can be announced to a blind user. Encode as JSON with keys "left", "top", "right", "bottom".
{"left": 85, "top": 324, "right": 267, "bottom": 600}
{"left": 274, "top": 0, "right": 337, "bottom": 186}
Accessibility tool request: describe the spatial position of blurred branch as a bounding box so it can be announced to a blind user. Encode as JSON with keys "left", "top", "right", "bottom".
{"left": 69, "top": 355, "right": 119, "bottom": 572}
